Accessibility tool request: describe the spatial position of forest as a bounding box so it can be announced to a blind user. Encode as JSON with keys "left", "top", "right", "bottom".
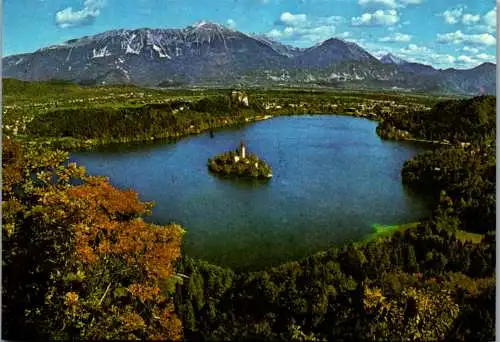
{"left": 390, "top": 96, "right": 496, "bottom": 235}
{"left": 23, "top": 95, "right": 258, "bottom": 149}
{"left": 2, "top": 87, "right": 496, "bottom": 340}
{"left": 376, "top": 95, "right": 496, "bottom": 143}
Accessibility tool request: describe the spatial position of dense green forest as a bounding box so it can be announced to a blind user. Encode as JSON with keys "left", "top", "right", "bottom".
{"left": 402, "top": 144, "right": 495, "bottom": 234}
{"left": 379, "top": 96, "right": 496, "bottom": 235}
{"left": 174, "top": 219, "right": 494, "bottom": 341}
{"left": 23, "top": 96, "right": 261, "bottom": 149}
{"left": 376, "top": 95, "right": 496, "bottom": 142}
{"left": 2, "top": 79, "right": 495, "bottom": 341}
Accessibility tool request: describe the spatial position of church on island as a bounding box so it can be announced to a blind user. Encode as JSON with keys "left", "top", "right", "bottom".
{"left": 234, "top": 140, "right": 247, "bottom": 162}
{"left": 207, "top": 139, "right": 272, "bottom": 179}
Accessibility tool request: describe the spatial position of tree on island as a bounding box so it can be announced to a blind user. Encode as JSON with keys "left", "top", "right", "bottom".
{"left": 207, "top": 140, "right": 272, "bottom": 179}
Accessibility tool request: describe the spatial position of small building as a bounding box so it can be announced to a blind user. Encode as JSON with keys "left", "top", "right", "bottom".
{"left": 231, "top": 90, "right": 249, "bottom": 107}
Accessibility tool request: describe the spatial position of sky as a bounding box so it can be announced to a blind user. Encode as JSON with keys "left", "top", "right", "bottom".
{"left": 3, "top": 0, "right": 497, "bottom": 69}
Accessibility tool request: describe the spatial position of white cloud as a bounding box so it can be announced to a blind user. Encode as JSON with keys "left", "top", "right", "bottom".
{"left": 463, "top": 46, "right": 479, "bottom": 53}
{"left": 358, "top": 0, "right": 397, "bottom": 8}
{"left": 279, "top": 12, "right": 308, "bottom": 26}
{"left": 268, "top": 13, "right": 344, "bottom": 45}
{"left": 462, "top": 13, "right": 480, "bottom": 25}
{"left": 457, "top": 55, "right": 475, "bottom": 63}
{"left": 437, "top": 30, "right": 496, "bottom": 46}
{"left": 357, "top": 0, "right": 422, "bottom": 8}
{"left": 386, "top": 43, "right": 458, "bottom": 68}
{"left": 267, "top": 28, "right": 283, "bottom": 38}
{"left": 437, "top": 54, "right": 456, "bottom": 65}
{"left": 464, "top": 7, "right": 496, "bottom": 33}
{"left": 453, "top": 52, "right": 495, "bottom": 67}
{"left": 400, "top": 43, "right": 431, "bottom": 54}
{"left": 441, "top": 6, "right": 487, "bottom": 28}
{"left": 363, "top": 38, "right": 486, "bottom": 69}
{"left": 476, "top": 52, "right": 496, "bottom": 61}
{"left": 352, "top": 9, "right": 399, "bottom": 26}
{"left": 342, "top": 32, "right": 488, "bottom": 69}
{"left": 317, "top": 15, "right": 344, "bottom": 26}
{"left": 267, "top": 24, "right": 337, "bottom": 44}
{"left": 379, "top": 32, "right": 411, "bottom": 42}
{"left": 227, "top": 19, "right": 237, "bottom": 29}
{"left": 483, "top": 7, "right": 496, "bottom": 32}
{"left": 399, "top": 0, "right": 423, "bottom": 4}
{"left": 441, "top": 5, "right": 467, "bottom": 25}
{"left": 55, "top": 0, "right": 106, "bottom": 28}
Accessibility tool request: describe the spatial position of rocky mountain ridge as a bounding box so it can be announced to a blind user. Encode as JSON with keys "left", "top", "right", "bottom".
{"left": 3, "top": 21, "right": 496, "bottom": 95}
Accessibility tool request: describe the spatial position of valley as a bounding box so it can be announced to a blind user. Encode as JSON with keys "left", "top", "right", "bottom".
{"left": 2, "top": 77, "right": 495, "bottom": 340}
{"left": 3, "top": 79, "right": 452, "bottom": 151}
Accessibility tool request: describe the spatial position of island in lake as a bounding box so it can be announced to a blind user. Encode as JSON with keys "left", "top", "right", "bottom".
{"left": 207, "top": 141, "right": 273, "bottom": 179}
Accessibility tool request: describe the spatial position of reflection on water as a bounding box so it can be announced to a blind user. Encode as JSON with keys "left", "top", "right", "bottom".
{"left": 71, "top": 115, "right": 434, "bottom": 271}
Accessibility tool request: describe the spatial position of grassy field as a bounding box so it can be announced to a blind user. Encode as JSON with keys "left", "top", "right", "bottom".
{"left": 3, "top": 78, "right": 456, "bottom": 107}
{"left": 363, "top": 222, "right": 484, "bottom": 244}
{"left": 364, "top": 222, "right": 420, "bottom": 242}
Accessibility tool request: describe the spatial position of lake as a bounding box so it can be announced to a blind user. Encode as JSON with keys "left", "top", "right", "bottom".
{"left": 70, "top": 115, "right": 434, "bottom": 271}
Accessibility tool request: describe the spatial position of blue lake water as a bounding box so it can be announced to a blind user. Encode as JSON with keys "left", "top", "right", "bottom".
{"left": 70, "top": 115, "right": 433, "bottom": 271}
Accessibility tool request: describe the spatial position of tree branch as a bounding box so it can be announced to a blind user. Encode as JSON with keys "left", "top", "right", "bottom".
{"left": 99, "top": 282, "right": 112, "bottom": 306}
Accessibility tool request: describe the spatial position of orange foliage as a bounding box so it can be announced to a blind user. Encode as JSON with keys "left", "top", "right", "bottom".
{"left": 2, "top": 138, "right": 25, "bottom": 195}
{"left": 120, "top": 312, "right": 146, "bottom": 332}
{"left": 2, "top": 139, "right": 184, "bottom": 340}
{"left": 64, "top": 292, "right": 80, "bottom": 307}
{"left": 128, "top": 283, "right": 163, "bottom": 303}
{"left": 67, "top": 177, "right": 148, "bottom": 219}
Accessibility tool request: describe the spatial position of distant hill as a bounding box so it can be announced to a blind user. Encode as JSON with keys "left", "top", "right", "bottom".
{"left": 2, "top": 21, "right": 496, "bottom": 95}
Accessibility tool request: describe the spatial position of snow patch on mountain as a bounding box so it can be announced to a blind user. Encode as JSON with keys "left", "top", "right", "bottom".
{"left": 124, "top": 33, "right": 143, "bottom": 54}
{"left": 152, "top": 44, "right": 171, "bottom": 59}
{"left": 92, "top": 46, "right": 112, "bottom": 58}
{"left": 194, "top": 20, "right": 209, "bottom": 29}
{"left": 125, "top": 44, "right": 141, "bottom": 55}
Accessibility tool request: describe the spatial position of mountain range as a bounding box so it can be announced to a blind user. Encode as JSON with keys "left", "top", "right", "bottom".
{"left": 2, "top": 21, "right": 496, "bottom": 95}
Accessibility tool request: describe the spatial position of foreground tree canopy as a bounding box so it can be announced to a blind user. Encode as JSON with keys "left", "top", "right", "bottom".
{"left": 2, "top": 138, "right": 185, "bottom": 340}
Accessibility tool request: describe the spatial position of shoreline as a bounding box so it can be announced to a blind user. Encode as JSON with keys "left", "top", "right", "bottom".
{"left": 24, "top": 111, "right": 386, "bottom": 152}
{"left": 16, "top": 109, "right": 445, "bottom": 273}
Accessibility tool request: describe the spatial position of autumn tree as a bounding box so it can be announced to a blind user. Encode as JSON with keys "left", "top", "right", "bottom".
{"left": 2, "top": 139, "right": 184, "bottom": 340}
